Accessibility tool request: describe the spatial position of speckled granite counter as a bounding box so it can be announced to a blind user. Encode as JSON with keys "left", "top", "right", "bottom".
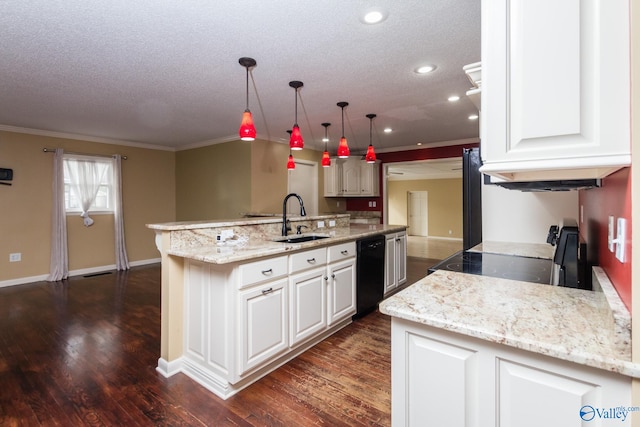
{"left": 148, "top": 215, "right": 405, "bottom": 264}
{"left": 469, "top": 241, "right": 554, "bottom": 259}
{"left": 379, "top": 267, "right": 636, "bottom": 377}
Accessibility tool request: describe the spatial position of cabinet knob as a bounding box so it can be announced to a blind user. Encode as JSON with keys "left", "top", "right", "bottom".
{"left": 341, "top": 250, "right": 349, "bottom": 255}
{"left": 261, "top": 287, "right": 273, "bottom": 295}
{"left": 324, "top": 276, "right": 329, "bottom": 281}
{"left": 261, "top": 268, "right": 273, "bottom": 275}
{"left": 331, "top": 274, "right": 336, "bottom": 279}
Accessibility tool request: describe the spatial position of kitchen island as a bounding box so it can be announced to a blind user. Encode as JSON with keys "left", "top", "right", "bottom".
{"left": 379, "top": 267, "right": 635, "bottom": 426}
{"left": 147, "top": 214, "right": 407, "bottom": 399}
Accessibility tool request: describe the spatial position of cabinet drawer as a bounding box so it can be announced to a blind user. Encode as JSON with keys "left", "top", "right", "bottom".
{"left": 328, "top": 242, "right": 356, "bottom": 262}
{"left": 290, "top": 248, "right": 327, "bottom": 274}
{"left": 238, "top": 255, "right": 288, "bottom": 289}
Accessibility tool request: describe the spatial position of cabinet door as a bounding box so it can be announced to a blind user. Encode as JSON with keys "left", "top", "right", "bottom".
{"left": 323, "top": 159, "right": 342, "bottom": 197}
{"left": 385, "top": 234, "right": 397, "bottom": 294}
{"left": 481, "top": 0, "right": 630, "bottom": 180}
{"left": 395, "top": 232, "right": 407, "bottom": 286}
{"left": 239, "top": 278, "right": 288, "bottom": 375}
{"left": 289, "top": 267, "right": 327, "bottom": 347}
{"left": 359, "top": 161, "right": 380, "bottom": 196}
{"left": 497, "top": 358, "right": 631, "bottom": 426}
{"left": 391, "top": 319, "right": 482, "bottom": 427}
{"left": 341, "top": 159, "right": 360, "bottom": 195}
{"left": 327, "top": 258, "right": 356, "bottom": 325}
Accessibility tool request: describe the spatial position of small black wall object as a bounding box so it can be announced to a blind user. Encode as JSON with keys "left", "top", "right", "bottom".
{"left": 0, "top": 168, "right": 13, "bottom": 181}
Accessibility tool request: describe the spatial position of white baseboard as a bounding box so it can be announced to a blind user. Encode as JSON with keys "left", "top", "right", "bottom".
{"left": 0, "top": 258, "right": 161, "bottom": 289}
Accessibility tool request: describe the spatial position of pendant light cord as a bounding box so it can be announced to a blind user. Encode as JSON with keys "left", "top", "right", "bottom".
{"left": 341, "top": 107, "right": 345, "bottom": 137}
{"left": 245, "top": 67, "right": 249, "bottom": 111}
{"left": 294, "top": 88, "right": 298, "bottom": 126}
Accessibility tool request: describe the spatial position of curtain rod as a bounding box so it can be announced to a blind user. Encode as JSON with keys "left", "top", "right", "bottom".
{"left": 42, "top": 148, "right": 128, "bottom": 160}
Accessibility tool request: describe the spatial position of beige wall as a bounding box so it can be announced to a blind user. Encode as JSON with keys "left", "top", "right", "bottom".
{"left": 388, "top": 178, "right": 463, "bottom": 238}
{"left": 176, "top": 137, "right": 332, "bottom": 220}
{"left": 176, "top": 141, "right": 252, "bottom": 220}
{"left": 0, "top": 131, "right": 176, "bottom": 282}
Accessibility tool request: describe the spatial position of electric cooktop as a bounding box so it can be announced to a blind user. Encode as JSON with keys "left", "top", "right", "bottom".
{"left": 428, "top": 251, "right": 553, "bottom": 285}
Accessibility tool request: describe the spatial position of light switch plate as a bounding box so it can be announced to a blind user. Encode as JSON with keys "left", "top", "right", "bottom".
{"left": 607, "top": 216, "right": 615, "bottom": 252}
{"left": 615, "top": 218, "right": 626, "bottom": 263}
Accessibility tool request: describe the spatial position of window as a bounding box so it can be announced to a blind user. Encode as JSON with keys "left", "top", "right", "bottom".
{"left": 63, "top": 155, "right": 114, "bottom": 213}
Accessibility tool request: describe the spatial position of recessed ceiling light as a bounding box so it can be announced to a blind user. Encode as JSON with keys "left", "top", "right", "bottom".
{"left": 415, "top": 65, "right": 436, "bottom": 74}
{"left": 361, "top": 9, "right": 388, "bottom": 24}
{"left": 384, "top": 127, "right": 392, "bottom": 133}
{"left": 468, "top": 114, "right": 479, "bottom": 120}
{"left": 448, "top": 95, "right": 460, "bottom": 102}
{"left": 417, "top": 142, "right": 422, "bottom": 146}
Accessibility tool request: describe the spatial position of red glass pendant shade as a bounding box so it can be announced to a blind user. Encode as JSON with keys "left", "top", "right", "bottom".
{"left": 239, "top": 110, "right": 256, "bottom": 141}
{"left": 337, "top": 136, "right": 350, "bottom": 158}
{"left": 321, "top": 150, "right": 331, "bottom": 167}
{"left": 287, "top": 154, "right": 296, "bottom": 170}
{"left": 289, "top": 125, "right": 304, "bottom": 150}
{"left": 365, "top": 144, "right": 376, "bottom": 163}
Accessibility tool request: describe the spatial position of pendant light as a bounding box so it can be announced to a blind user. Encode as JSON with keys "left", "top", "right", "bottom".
{"left": 286, "top": 130, "right": 296, "bottom": 170}
{"left": 238, "top": 57, "right": 257, "bottom": 141}
{"left": 365, "top": 114, "right": 377, "bottom": 163}
{"left": 289, "top": 81, "right": 304, "bottom": 150}
{"left": 336, "top": 102, "right": 350, "bottom": 158}
{"left": 321, "top": 122, "right": 331, "bottom": 167}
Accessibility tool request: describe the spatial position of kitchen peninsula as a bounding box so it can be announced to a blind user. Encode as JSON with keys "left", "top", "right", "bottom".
{"left": 147, "top": 214, "right": 407, "bottom": 399}
{"left": 380, "top": 265, "right": 636, "bottom": 425}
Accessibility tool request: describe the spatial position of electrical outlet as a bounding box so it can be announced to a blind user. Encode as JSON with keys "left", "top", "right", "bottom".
{"left": 372, "top": 201, "right": 376, "bottom": 207}
{"left": 329, "top": 220, "right": 336, "bottom": 227}
{"left": 9, "top": 253, "right": 21, "bottom": 262}
{"left": 317, "top": 221, "right": 325, "bottom": 228}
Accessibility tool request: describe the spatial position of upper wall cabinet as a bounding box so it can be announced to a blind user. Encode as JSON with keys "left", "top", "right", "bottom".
{"left": 324, "top": 157, "right": 380, "bottom": 197}
{"left": 480, "top": 0, "right": 631, "bottom": 181}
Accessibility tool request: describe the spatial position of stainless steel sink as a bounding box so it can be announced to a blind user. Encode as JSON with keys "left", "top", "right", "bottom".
{"left": 272, "top": 234, "right": 330, "bottom": 244}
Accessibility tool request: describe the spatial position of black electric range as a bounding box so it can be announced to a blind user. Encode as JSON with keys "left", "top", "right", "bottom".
{"left": 428, "top": 251, "right": 553, "bottom": 285}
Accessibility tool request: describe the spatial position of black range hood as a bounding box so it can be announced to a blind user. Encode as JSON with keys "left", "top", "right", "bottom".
{"left": 484, "top": 176, "right": 601, "bottom": 192}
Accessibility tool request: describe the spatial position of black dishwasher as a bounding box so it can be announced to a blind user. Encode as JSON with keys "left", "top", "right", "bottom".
{"left": 354, "top": 235, "right": 385, "bottom": 319}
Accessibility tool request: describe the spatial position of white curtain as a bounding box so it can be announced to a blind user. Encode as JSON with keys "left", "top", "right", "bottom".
{"left": 47, "top": 148, "right": 68, "bottom": 281}
{"left": 113, "top": 155, "right": 130, "bottom": 270}
{"left": 64, "top": 158, "right": 109, "bottom": 226}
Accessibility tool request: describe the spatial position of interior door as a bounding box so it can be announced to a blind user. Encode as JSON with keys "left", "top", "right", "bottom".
{"left": 408, "top": 191, "right": 428, "bottom": 236}
{"left": 287, "top": 160, "right": 318, "bottom": 216}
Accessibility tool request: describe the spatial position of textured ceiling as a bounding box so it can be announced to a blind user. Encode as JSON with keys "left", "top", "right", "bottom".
{"left": 0, "top": 0, "right": 480, "bottom": 154}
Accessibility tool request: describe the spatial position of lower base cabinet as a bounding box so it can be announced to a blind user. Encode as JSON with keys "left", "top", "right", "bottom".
{"left": 391, "top": 318, "right": 631, "bottom": 426}
{"left": 181, "top": 241, "right": 357, "bottom": 399}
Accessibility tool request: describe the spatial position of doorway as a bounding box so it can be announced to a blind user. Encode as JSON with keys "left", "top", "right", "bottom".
{"left": 408, "top": 191, "right": 428, "bottom": 236}
{"left": 287, "top": 159, "right": 318, "bottom": 215}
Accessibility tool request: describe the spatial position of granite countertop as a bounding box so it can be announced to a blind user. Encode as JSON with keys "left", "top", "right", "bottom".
{"left": 469, "top": 241, "right": 555, "bottom": 259}
{"left": 166, "top": 224, "right": 406, "bottom": 264}
{"left": 147, "top": 214, "right": 351, "bottom": 231}
{"left": 379, "top": 268, "right": 636, "bottom": 378}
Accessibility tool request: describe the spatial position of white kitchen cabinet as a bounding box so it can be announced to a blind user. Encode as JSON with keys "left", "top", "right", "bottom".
{"left": 289, "top": 248, "right": 328, "bottom": 347}
{"left": 359, "top": 161, "right": 379, "bottom": 196}
{"left": 181, "top": 240, "right": 360, "bottom": 399}
{"left": 239, "top": 277, "right": 288, "bottom": 375}
{"left": 327, "top": 258, "right": 356, "bottom": 326}
{"left": 384, "top": 231, "right": 407, "bottom": 295}
{"left": 323, "top": 157, "right": 380, "bottom": 197}
{"left": 327, "top": 241, "right": 356, "bottom": 325}
{"left": 341, "top": 159, "right": 360, "bottom": 196}
{"left": 323, "top": 160, "right": 342, "bottom": 197}
{"left": 480, "top": 0, "right": 631, "bottom": 181}
{"left": 391, "top": 318, "right": 631, "bottom": 426}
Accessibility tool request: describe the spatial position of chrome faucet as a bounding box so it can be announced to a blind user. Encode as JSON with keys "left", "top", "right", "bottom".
{"left": 282, "top": 193, "right": 307, "bottom": 236}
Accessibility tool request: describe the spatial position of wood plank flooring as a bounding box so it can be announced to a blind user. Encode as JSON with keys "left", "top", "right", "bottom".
{"left": 0, "top": 238, "right": 442, "bottom": 427}
{"left": 0, "top": 264, "right": 394, "bottom": 426}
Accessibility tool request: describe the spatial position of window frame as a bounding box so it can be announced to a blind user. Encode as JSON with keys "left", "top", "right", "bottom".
{"left": 63, "top": 154, "right": 115, "bottom": 215}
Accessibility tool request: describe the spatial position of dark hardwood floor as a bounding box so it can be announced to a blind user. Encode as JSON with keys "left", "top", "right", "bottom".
{"left": 0, "top": 256, "right": 435, "bottom": 426}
